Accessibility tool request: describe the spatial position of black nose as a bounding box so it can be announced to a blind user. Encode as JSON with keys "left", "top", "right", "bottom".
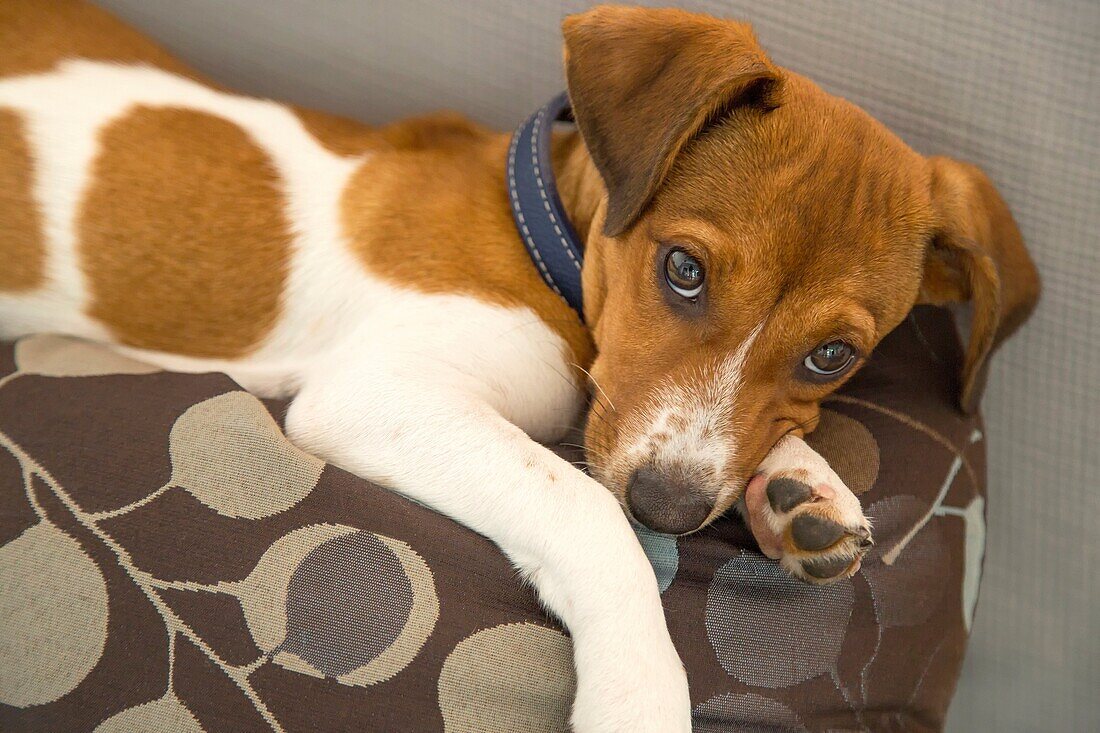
{"left": 627, "top": 465, "right": 713, "bottom": 534}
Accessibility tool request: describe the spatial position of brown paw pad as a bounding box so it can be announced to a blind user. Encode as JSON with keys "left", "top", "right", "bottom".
{"left": 790, "top": 513, "right": 846, "bottom": 552}
{"left": 802, "top": 554, "right": 856, "bottom": 580}
{"left": 766, "top": 477, "right": 813, "bottom": 513}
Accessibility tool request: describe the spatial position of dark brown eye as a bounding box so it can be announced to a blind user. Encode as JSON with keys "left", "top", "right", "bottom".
{"left": 664, "top": 248, "right": 705, "bottom": 298}
{"left": 804, "top": 340, "right": 856, "bottom": 377}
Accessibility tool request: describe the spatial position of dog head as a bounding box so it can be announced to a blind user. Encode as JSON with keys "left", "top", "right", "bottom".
{"left": 565, "top": 6, "right": 1039, "bottom": 534}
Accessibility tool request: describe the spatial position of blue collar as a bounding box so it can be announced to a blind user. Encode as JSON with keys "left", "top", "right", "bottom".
{"left": 507, "top": 92, "right": 586, "bottom": 320}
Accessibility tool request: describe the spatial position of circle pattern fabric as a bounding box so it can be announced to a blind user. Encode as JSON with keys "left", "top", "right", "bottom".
{"left": 706, "top": 552, "right": 854, "bottom": 688}
{"left": 804, "top": 408, "right": 881, "bottom": 495}
{"left": 0, "top": 312, "right": 985, "bottom": 733}
{"left": 281, "top": 531, "right": 414, "bottom": 677}
{"left": 0, "top": 524, "right": 109, "bottom": 707}
{"left": 234, "top": 525, "right": 439, "bottom": 686}
{"left": 437, "top": 623, "right": 575, "bottom": 733}
{"left": 693, "top": 692, "right": 808, "bottom": 733}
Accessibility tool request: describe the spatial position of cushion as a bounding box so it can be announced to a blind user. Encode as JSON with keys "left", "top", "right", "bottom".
{"left": 0, "top": 305, "right": 983, "bottom": 732}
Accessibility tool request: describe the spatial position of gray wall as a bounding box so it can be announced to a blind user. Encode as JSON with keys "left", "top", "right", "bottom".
{"left": 94, "top": 1, "right": 1100, "bottom": 730}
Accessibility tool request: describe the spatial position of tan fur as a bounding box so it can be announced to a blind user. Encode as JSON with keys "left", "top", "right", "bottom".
{"left": 0, "top": 2, "right": 1039, "bottom": 530}
{"left": 0, "top": 0, "right": 193, "bottom": 79}
{"left": 563, "top": 5, "right": 778, "bottom": 236}
{"left": 0, "top": 109, "right": 44, "bottom": 291}
{"left": 293, "top": 107, "right": 508, "bottom": 158}
{"left": 566, "top": 8, "right": 1038, "bottom": 518}
{"left": 292, "top": 106, "right": 383, "bottom": 157}
{"left": 78, "top": 106, "right": 293, "bottom": 357}
{"left": 919, "top": 156, "right": 1041, "bottom": 412}
{"left": 342, "top": 118, "right": 595, "bottom": 367}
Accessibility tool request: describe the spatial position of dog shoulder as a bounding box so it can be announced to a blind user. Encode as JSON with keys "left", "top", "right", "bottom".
{"left": 0, "top": 0, "right": 200, "bottom": 80}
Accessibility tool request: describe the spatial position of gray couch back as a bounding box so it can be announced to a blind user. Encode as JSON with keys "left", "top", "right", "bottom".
{"left": 94, "top": 1, "right": 1100, "bottom": 730}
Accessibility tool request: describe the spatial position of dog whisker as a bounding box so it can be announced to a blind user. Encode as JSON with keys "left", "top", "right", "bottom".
{"left": 571, "top": 362, "right": 616, "bottom": 412}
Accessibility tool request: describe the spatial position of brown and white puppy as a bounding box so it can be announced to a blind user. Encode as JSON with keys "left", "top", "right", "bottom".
{"left": 0, "top": 3, "right": 1038, "bottom": 730}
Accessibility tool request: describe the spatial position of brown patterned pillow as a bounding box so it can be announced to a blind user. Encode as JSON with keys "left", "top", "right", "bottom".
{"left": 0, "top": 306, "right": 983, "bottom": 732}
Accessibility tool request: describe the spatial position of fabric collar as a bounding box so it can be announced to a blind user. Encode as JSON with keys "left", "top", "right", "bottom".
{"left": 506, "top": 92, "right": 586, "bottom": 320}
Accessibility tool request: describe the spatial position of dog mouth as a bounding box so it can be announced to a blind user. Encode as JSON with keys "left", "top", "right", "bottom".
{"left": 580, "top": 382, "right": 768, "bottom": 534}
{"left": 581, "top": 412, "right": 746, "bottom": 534}
{"left": 589, "top": 453, "right": 754, "bottom": 535}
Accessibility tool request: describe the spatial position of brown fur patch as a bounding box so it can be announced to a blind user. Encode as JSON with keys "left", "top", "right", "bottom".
{"left": 0, "top": 0, "right": 196, "bottom": 79}
{"left": 292, "top": 107, "right": 382, "bottom": 157}
{"left": 561, "top": 7, "right": 1029, "bottom": 525}
{"left": 79, "top": 106, "right": 292, "bottom": 357}
{"left": 0, "top": 109, "right": 45, "bottom": 291}
{"left": 564, "top": 5, "right": 778, "bottom": 236}
{"left": 342, "top": 116, "right": 594, "bottom": 370}
{"left": 919, "top": 156, "right": 1040, "bottom": 412}
{"left": 292, "top": 108, "right": 492, "bottom": 158}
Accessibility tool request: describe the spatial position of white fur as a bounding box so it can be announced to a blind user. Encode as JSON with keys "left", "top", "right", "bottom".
{"left": 0, "top": 62, "right": 690, "bottom": 731}
{"left": 756, "top": 434, "right": 866, "bottom": 532}
{"left": 755, "top": 433, "right": 870, "bottom": 580}
{"left": 614, "top": 323, "right": 763, "bottom": 502}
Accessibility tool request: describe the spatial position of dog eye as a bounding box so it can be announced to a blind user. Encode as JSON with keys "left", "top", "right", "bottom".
{"left": 664, "top": 248, "right": 705, "bottom": 298}
{"left": 803, "top": 340, "right": 856, "bottom": 377}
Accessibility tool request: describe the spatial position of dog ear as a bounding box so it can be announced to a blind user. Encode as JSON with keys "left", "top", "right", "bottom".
{"left": 562, "top": 6, "right": 778, "bottom": 236}
{"left": 919, "top": 156, "right": 1040, "bottom": 414}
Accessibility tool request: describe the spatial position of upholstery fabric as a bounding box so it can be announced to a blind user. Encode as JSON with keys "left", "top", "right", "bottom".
{"left": 1, "top": 308, "right": 984, "bottom": 731}
{"left": 87, "top": 2, "right": 1100, "bottom": 728}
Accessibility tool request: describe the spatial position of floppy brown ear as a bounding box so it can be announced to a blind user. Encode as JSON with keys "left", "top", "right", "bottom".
{"left": 562, "top": 6, "right": 778, "bottom": 236}
{"left": 919, "top": 156, "right": 1040, "bottom": 414}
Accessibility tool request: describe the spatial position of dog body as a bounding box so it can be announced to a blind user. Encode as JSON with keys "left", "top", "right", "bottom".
{"left": 0, "top": 3, "right": 1038, "bottom": 730}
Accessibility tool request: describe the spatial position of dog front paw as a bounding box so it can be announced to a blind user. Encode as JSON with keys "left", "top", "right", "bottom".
{"left": 742, "top": 435, "right": 872, "bottom": 584}
{"left": 569, "top": 627, "right": 691, "bottom": 733}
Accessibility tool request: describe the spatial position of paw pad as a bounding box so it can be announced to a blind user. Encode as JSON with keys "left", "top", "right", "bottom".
{"left": 749, "top": 472, "right": 873, "bottom": 585}
{"left": 765, "top": 477, "right": 813, "bottom": 513}
{"left": 790, "top": 514, "right": 846, "bottom": 552}
{"left": 801, "top": 555, "right": 856, "bottom": 580}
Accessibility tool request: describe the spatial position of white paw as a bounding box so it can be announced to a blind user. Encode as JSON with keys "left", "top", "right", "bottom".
{"left": 742, "top": 435, "right": 872, "bottom": 584}
{"left": 569, "top": 628, "right": 691, "bottom": 733}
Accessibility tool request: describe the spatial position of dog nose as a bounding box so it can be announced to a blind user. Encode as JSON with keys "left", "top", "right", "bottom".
{"left": 627, "top": 466, "right": 713, "bottom": 534}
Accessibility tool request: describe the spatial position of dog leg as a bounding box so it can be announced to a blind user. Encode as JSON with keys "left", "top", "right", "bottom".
{"left": 285, "top": 359, "right": 691, "bottom": 733}
{"left": 740, "top": 435, "right": 873, "bottom": 584}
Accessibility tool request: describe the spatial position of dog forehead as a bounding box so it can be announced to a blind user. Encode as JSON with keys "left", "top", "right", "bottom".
{"left": 659, "top": 74, "right": 931, "bottom": 233}
{"left": 648, "top": 109, "right": 933, "bottom": 318}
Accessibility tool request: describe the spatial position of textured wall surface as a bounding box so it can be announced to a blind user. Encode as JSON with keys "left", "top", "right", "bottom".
{"left": 92, "top": 2, "right": 1100, "bottom": 730}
